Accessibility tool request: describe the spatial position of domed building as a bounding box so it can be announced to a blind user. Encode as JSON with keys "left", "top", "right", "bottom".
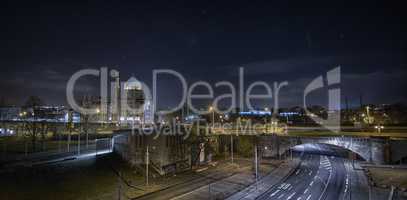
{"left": 120, "top": 76, "right": 154, "bottom": 125}
{"left": 122, "top": 77, "right": 146, "bottom": 125}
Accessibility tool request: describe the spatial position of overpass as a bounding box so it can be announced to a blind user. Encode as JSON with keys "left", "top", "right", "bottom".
{"left": 109, "top": 125, "right": 407, "bottom": 177}
{"left": 256, "top": 135, "right": 399, "bottom": 164}
{"left": 211, "top": 126, "right": 407, "bottom": 165}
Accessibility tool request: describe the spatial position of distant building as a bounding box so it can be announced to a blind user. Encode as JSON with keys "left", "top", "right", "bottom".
{"left": 121, "top": 77, "right": 146, "bottom": 125}
{"left": 34, "top": 106, "right": 67, "bottom": 121}
{"left": 239, "top": 110, "right": 272, "bottom": 116}
{"left": 143, "top": 99, "right": 154, "bottom": 124}
{"left": 0, "top": 106, "right": 21, "bottom": 121}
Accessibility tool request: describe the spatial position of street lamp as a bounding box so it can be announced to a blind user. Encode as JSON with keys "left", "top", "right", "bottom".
{"left": 374, "top": 125, "right": 384, "bottom": 134}
{"left": 365, "top": 106, "right": 373, "bottom": 125}
{"left": 209, "top": 106, "right": 214, "bottom": 127}
{"left": 271, "top": 120, "right": 278, "bottom": 133}
{"left": 96, "top": 108, "right": 101, "bottom": 123}
{"left": 19, "top": 111, "right": 27, "bottom": 118}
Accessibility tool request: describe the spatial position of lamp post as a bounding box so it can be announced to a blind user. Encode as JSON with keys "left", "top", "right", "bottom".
{"left": 96, "top": 108, "right": 100, "bottom": 122}
{"left": 209, "top": 106, "right": 214, "bottom": 127}
{"left": 365, "top": 106, "right": 373, "bottom": 125}
{"left": 254, "top": 142, "right": 258, "bottom": 189}
{"left": 271, "top": 121, "right": 278, "bottom": 133}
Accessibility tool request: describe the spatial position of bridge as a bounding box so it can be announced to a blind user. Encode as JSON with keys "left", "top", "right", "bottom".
{"left": 224, "top": 135, "right": 407, "bottom": 165}
{"left": 210, "top": 126, "right": 407, "bottom": 165}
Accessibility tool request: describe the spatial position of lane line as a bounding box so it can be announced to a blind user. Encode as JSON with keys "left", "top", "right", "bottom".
{"left": 270, "top": 189, "right": 281, "bottom": 197}
{"left": 287, "top": 192, "right": 296, "bottom": 200}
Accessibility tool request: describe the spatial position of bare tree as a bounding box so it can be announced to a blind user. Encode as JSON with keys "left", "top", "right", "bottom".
{"left": 22, "top": 96, "right": 44, "bottom": 152}
{"left": 0, "top": 97, "right": 11, "bottom": 132}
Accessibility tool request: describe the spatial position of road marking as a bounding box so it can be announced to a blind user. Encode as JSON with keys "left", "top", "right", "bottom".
{"left": 278, "top": 194, "right": 285, "bottom": 199}
{"left": 279, "top": 183, "right": 287, "bottom": 189}
{"left": 270, "top": 190, "right": 281, "bottom": 197}
{"left": 309, "top": 181, "right": 314, "bottom": 186}
{"left": 297, "top": 197, "right": 302, "bottom": 200}
{"left": 287, "top": 192, "right": 296, "bottom": 200}
{"left": 304, "top": 188, "right": 309, "bottom": 194}
{"left": 317, "top": 156, "right": 332, "bottom": 200}
{"left": 282, "top": 183, "right": 291, "bottom": 190}
{"left": 344, "top": 175, "right": 349, "bottom": 193}
{"left": 306, "top": 194, "right": 312, "bottom": 200}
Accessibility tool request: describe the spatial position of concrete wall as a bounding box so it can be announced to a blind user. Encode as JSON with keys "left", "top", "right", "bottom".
{"left": 113, "top": 131, "right": 191, "bottom": 175}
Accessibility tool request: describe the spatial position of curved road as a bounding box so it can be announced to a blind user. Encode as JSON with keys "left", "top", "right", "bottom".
{"left": 257, "top": 144, "right": 358, "bottom": 200}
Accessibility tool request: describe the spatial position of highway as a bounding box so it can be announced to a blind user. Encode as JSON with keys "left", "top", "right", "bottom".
{"left": 257, "top": 144, "right": 360, "bottom": 200}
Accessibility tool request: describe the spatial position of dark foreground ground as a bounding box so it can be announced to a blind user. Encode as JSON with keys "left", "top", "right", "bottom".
{"left": 0, "top": 154, "right": 137, "bottom": 200}
{"left": 0, "top": 152, "right": 279, "bottom": 200}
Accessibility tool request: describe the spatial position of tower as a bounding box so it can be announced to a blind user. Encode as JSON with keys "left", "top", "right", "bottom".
{"left": 122, "top": 77, "right": 145, "bottom": 125}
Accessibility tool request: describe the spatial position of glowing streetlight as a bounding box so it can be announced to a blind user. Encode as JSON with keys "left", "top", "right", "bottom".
{"left": 19, "top": 111, "right": 27, "bottom": 118}
{"left": 271, "top": 120, "right": 278, "bottom": 133}
{"left": 374, "top": 125, "right": 384, "bottom": 134}
{"left": 95, "top": 108, "right": 101, "bottom": 123}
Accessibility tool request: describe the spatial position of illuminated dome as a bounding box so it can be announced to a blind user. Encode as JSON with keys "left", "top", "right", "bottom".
{"left": 125, "top": 77, "right": 142, "bottom": 90}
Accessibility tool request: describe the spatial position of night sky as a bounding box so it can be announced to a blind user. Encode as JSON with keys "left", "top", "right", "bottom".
{"left": 1, "top": 1, "right": 406, "bottom": 109}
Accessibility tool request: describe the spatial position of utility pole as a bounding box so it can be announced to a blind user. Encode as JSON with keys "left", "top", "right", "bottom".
{"left": 95, "top": 139, "right": 98, "bottom": 156}
{"left": 212, "top": 109, "right": 215, "bottom": 127}
{"left": 209, "top": 106, "right": 214, "bottom": 128}
{"left": 146, "top": 145, "right": 149, "bottom": 186}
{"left": 231, "top": 134, "right": 234, "bottom": 164}
{"left": 290, "top": 148, "right": 293, "bottom": 160}
{"left": 77, "top": 131, "right": 80, "bottom": 155}
{"left": 290, "top": 139, "right": 293, "bottom": 160}
{"left": 350, "top": 137, "right": 354, "bottom": 169}
{"left": 255, "top": 143, "right": 258, "bottom": 189}
{"left": 67, "top": 109, "right": 73, "bottom": 152}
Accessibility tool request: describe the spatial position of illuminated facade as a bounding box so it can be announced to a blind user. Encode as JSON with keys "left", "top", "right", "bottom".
{"left": 121, "top": 77, "right": 148, "bottom": 125}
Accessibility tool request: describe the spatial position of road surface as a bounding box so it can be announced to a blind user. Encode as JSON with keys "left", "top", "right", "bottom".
{"left": 257, "top": 144, "right": 367, "bottom": 200}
